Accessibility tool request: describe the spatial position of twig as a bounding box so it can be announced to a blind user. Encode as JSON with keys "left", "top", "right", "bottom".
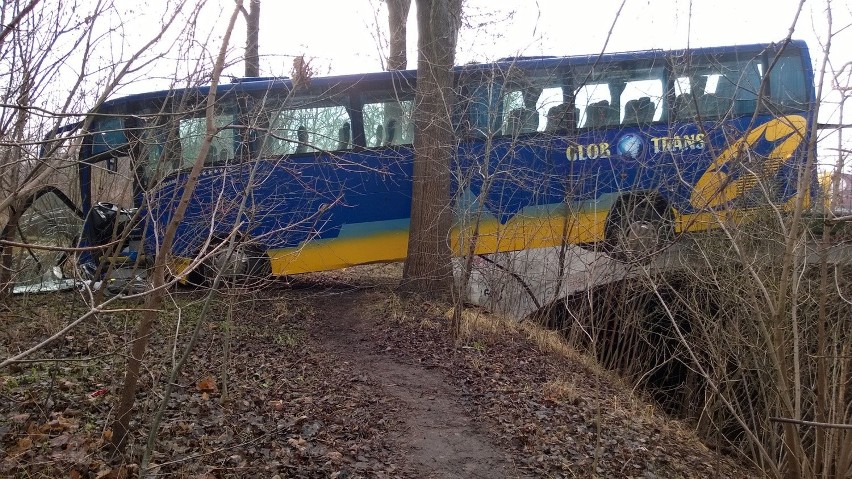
{"left": 1, "top": 303, "right": 108, "bottom": 368}
{"left": 11, "top": 351, "right": 120, "bottom": 363}
{"left": 0, "top": 238, "right": 125, "bottom": 252}
{"left": 769, "top": 417, "right": 852, "bottom": 430}
{"left": 825, "top": 213, "right": 852, "bottom": 223}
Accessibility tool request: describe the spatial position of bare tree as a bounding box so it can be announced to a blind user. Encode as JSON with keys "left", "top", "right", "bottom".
{"left": 109, "top": 3, "right": 246, "bottom": 456}
{"left": 243, "top": 0, "right": 261, "bottom": 77}
{"left": 0, "top": 0, "right": 194, "bottom": 297}
{"left": 400, "top": 0, "right": 462, "bottom": 299}
{"left": 386, "top": 0, "right": 412, "bottom": 71}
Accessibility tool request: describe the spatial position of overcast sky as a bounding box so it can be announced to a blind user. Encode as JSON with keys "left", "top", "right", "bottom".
{"left": 108, "top": 0, "right": 852, "bottom": 168}
{"left": 176, "top": 1, "right": 851, "bottom": 111}
{"left": 230, "top": 0, "right": 849, "bottom": 74}
{"left": 111, "top": 1, "right": 850, "bottom": 81}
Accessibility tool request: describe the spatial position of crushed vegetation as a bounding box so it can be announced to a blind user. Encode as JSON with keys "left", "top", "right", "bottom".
{"left": 1, "top": 264, "right": 754, "bottom": 478}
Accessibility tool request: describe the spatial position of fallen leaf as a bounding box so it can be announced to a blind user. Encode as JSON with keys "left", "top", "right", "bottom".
{"left": 196, "top": 376, "right": 218, "bottom": 393}
{"left": 11, "top": 436, "right": 32, "bottom": 455}
{"left": 95, "top": 469, "right": 112, "bottom": 479}
{"left": 90, "top": 388, "right": 108, "bottom": 398}
{"left": 40, "top": 417, "right": 77, "bottom": 434}
{"left": 8, "top": 413, "right": 30, "bottom": 423}
{"left": 26, "top": 422, "right": 46, "bottom": 440}
{"left": 49, "top": 434, "right": 71, "bottom": 448}
{"left": 287, "top": 437, "right": 307, "bottom": 452}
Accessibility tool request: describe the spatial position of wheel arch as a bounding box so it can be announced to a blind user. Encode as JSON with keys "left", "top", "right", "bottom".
{"left": 191, "top": 233, "right": 272, "bottom": 286}
{"left": 604, "top": 190, "right": 674, "bottom": 243}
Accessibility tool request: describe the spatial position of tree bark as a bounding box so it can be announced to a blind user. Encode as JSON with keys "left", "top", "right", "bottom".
{"left": 400, "top": 0, "right": 461, "bottom": 299}
{"left": 245, "top": 0, "right": 260, "bottom": 77}
{"left": 0, "top": 205, "right": 23, "bottom": 299}
{"left": 386, "top": 0, "right": 411, "bottom": 71}
{"left": 110, "top": 3, "right": 244, "bottom": 456}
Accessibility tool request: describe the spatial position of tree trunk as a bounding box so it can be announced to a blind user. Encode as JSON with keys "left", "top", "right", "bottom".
{"left": 0, "top": 204, "right": 23, "bottom": 299}
{"left": 400, "top": 0, "right": 461, "bottom": 299}
{"left": 245, "top": 0, "right": 260, "bottom": 77}
{"left": 386, "top": 0, "right": 411, "bottom": 71}
{"left": 110, "top": 4, "right": 244, "bottom": 456}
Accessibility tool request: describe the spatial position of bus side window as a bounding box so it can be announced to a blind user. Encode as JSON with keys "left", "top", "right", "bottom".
{"left": 178, "top": 114, "right": 236, "bottom": 166}
{"left": 266, "top": 104, "right": 351, "bottom": 155}
{"left": 505, "top": 105, "right": 538, "bottom": 135}
{"left": 585, "top": 100, "right": 617, "bottom": 129}
{"left": 675, "top": 55, "right": 763, "bottom": 121}
{"left": 699, "top": 75, "right": 725, "bottom": 118}
{"left": 575, "top": 83, "right": 613, "bottom": 129}
{"left": 465, "top": 66, "right": 568, "bottom": 137}
{"left": 337, "top": 121, "right": 351, "bottom": 150}
{"left": 457, "top": 80, "right": 503, "bottom": 138}
{"left": 622, "top": 98, "right": 655, "bottom": 125}
{"left": 674, "top": 75, "right": 707, "bottom": 120}
{"left": 295, "top": 126, "right": 309, "bottom": 154}
{"left": 673, "top": 92, "right": 697, "bottom": 119}
{"left": 361, "top": 99, "right": 414, "bottom": 147}
{"left": 544, "top": 103, "right": 577, "bottom": 133}
{"left": 620, "top": 76, "right": 664, "bottom": 126}
{"left": 136, "top": 118, "right": 178, "bottom": 183}
{"left": 535, "top": 86, "right": 576, "bottom": 133}
{"left": 713, "top": 62, "right": 761, "bottom": 116}
{"left": 501, "top": 90, "right": 535, "bottom": 135}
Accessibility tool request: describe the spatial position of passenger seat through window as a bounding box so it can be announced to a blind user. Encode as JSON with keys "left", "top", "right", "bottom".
{"left": 545, "top": 103, "right": 577, "bottom": 133}
{"left": 584, "top": 100, "right": 616, "bottom": 129}
{"left": 622, "top": 97, "right": 655, "bottom": 125}
{"left": 295, "top": 126, "right": 309, "bottom": 154}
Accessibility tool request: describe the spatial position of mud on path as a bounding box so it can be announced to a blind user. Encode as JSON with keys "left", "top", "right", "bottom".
{"left": 308, "top": 283, "right": 524, "bottom": 478}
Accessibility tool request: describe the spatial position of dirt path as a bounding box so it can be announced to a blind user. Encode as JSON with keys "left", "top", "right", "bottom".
{"left": 3, "top": 269, "right": 755, "bottom": 477}
{"left": 308, "top": 286, "right": 523, "bottom": 478}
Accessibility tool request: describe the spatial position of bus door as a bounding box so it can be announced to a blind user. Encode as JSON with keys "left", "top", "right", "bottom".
{"left": 78, "top": 114, "right": 148, "bottom": 278}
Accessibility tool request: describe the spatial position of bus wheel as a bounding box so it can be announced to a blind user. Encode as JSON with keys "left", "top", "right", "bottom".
{"left": 607, "top": 198, "right": 670, "bottom": 261}
{"left": 202, "top": 242, "right": 271, "bottom": 288}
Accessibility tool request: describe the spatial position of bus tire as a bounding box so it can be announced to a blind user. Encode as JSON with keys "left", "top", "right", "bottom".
{"left": 201, "top": 241, "right": 271, "bottom": 288}
{"left": 606, "top": 196, "right": 671, "bottom": 261}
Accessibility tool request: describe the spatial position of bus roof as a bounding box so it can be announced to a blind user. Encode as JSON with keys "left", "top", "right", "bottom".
{"left": 98, "top": 39, "right": 810, "bottom": 112}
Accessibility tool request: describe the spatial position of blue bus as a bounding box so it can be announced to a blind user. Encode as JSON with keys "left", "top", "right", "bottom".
{"left": 65, "top": 40, "right": 814, "bottom": 281}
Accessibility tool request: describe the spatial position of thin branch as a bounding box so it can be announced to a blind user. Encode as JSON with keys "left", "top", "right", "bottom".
{"left": 0, "top": 238, "right": 124, "bottom": 252}
{"left": 1, "top": 303, "right": 108, "bottom": 368}
{"left": 0, "top": 0, "right": 42, "bottom": 45}
{"left": 770, "top": 417, "right": 852, "bottom": 430}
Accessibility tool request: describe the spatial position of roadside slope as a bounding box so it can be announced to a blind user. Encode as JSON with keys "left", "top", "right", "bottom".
{"left": 303, "top": 266, "right": 754, "bottom": 478}
{"left": 1, "top": 264, "right": 754, "bottom": 478}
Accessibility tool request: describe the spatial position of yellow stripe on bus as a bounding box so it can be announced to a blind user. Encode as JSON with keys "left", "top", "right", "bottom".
{"left": 267, "top": 208, "right": 610, "bottom": 275}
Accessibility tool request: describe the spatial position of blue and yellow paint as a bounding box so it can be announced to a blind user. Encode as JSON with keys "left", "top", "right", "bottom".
{"left": 167, "top": 114, "right": 811, "bottom": 277}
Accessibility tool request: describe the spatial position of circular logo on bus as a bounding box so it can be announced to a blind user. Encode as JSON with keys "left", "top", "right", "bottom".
{"left": 616, "top": 133, "right": 645, "bottom": 160}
